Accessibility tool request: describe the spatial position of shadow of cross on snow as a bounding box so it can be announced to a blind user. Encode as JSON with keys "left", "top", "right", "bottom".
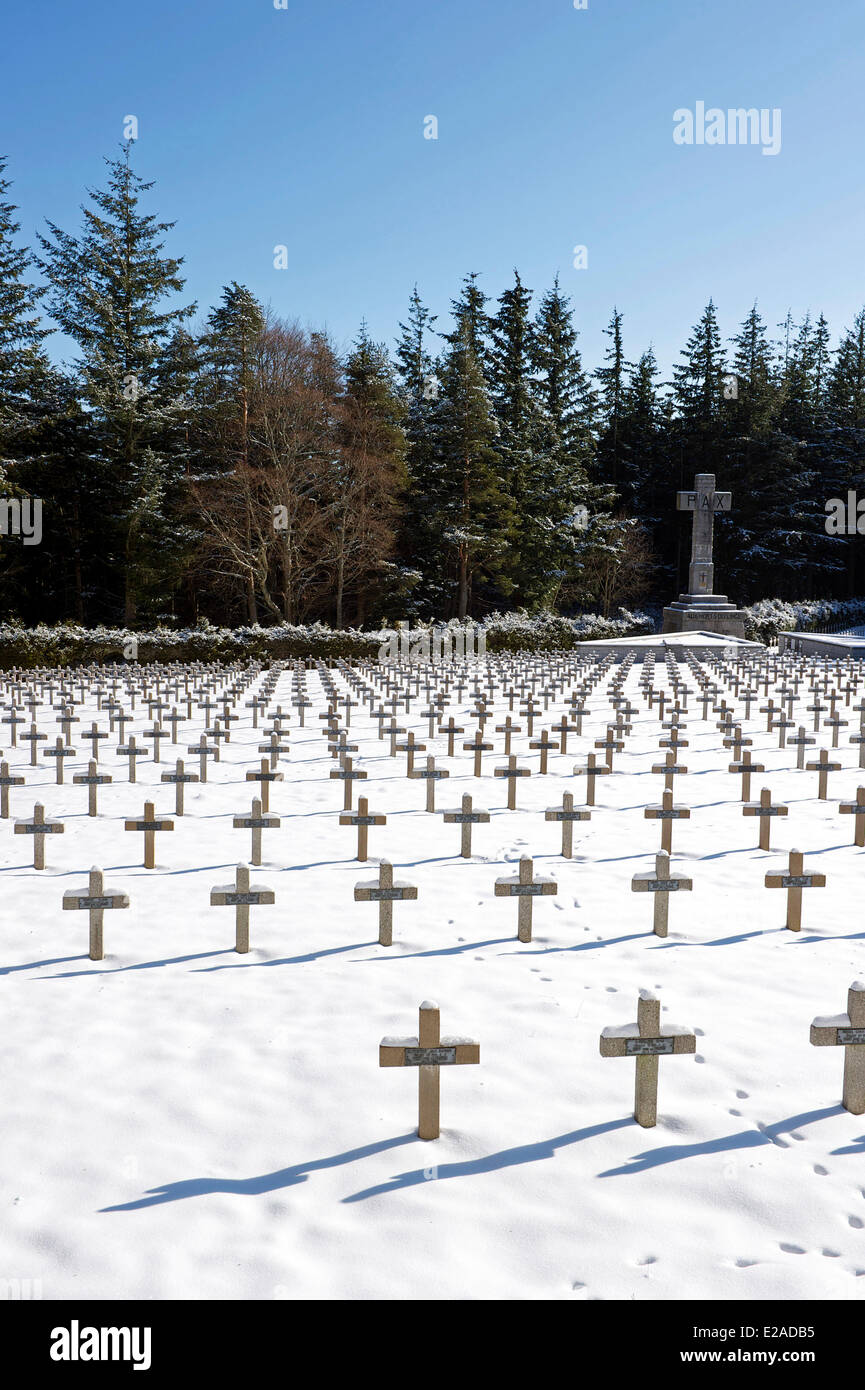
{"left": 99, "top": 1134, "right": 418, "bottom": 1211}
{"left": 342, "top": 1119, "right": 633, "bottom": 1202}
{"left": 596, "top": 1106, "right": 844, "bottom": 1177}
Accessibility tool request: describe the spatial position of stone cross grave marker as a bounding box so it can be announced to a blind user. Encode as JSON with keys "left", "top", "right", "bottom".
{"left": 330, "top": 755, "right": 367, "bottom": 811}
{"left": 439, "top": 716, "right": 464, "bottom": 758}
{"left": 729, "top": 749, "right": 765, "bottom": 802}
{"left": 545, "top": 791, "right": 590, "bottom": 858}
{"left": 380, "top": 1001, "right": 479, "bottom": 1140}
{"left": 573, "top": 753, "right": 610, "bottom": 806}
{"left": 72, "top": 760, "right": 113, "bottom": 817}
{"left": 810, "top": 981, "right": 865, "bottom": 1114}
{"left": 118, "top": 734, "right": 148, "bottom": 783}
{"left": 644, "top": 787, "right": 690, "bottom": 853}
{"left": 233, "top": 797, "right": 280, "bottom": 866}
{"left": 124, "top": 800, "right": 175, "bottom": 869}
{"left": 632, "top": 850, "right": 693, "bottom": 937}
{"left": 494, "top": 754, "right": 531, "bottom": 810}
{"left": 600, "top": 989, "right": 696, "bottom": 1128}
{"left": 43, "top": 736, "right": 76, "bottom": 785}
{"left": 339, "top": 795, "right": 386, "bottom": 861}
{"left": 652, "top": 750, "right": 687, "bottom": 794}
{"left": 245, "top": 758, "right": 282, "bottom": 813}
{"left": 529, "top": 728, "right": 559, "bottom": 774}
{"left": 22, "top": 721, "right": 46, "bottom": 767}
{"left": 464, "top": 730, "right": 493, "bottom": 778}
{"left": 494, "top": 856, "right": 557, "bottom": 941}
{"left": 14, "top": 801, "right": 64, "bottom": 869}
{"left": 408, "top": 755, "right": 449, "bottom": 813}
{"left": 62, "top": 866, "right": 129, "bottom": 961}
{"left": 764, "top": 848, "right": 826, "bottom": 931}
{"left": 0, "top": 760, "right": 24, "bottom": 818}
{"left": 210, "top": 862, "right": 275, "bottom": 953}
{"left": 354, "top": 860, "right": 418, "bottom": 946}
{"left": 806, "top": 749, "right": 841, "bottom": 801}
{"left": 161, "top": 758, "right": 200, "bottom": 815}
{"left": 442, "top": 793, "right": 490, "bottom": 859}
{"left": 258, "top": 730, "right": 289, "bottom": 771}
{"left": 83, "top": 722, "right": 108, "bottom": 762}
{"left": 839, "top": 787, "right": 865, "bottom": 847}
{"left": 743, "top": 787, "right": 788, "bottom": 851}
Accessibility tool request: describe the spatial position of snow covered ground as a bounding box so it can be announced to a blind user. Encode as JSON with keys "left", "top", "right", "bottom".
{"left": 2, "top": 654, "right": 865, "bottom": 1302}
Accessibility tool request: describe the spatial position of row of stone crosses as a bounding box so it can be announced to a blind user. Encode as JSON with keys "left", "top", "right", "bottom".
{"left": 2, "top": 646, "right": 865, "bottom": 1136}
{"left": 382, "top": 985, "right": 865, "bottom": 1139}
{"left": 2, "top": 644, "right": 865, "bottom": 956}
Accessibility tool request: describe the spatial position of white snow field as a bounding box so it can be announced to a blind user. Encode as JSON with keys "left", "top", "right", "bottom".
{"left": 2, "top": 651, "right": 865, "bottom": 1303}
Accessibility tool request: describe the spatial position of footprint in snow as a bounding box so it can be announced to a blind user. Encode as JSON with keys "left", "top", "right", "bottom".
{"left": 636, "top": 1255, "right": 657, "bottom": 1266}
{"left": 822, "top": 1249, "right": 841, "bottom": 1258}
{"left": 694, "top": 1054, "right": 705, "bottom": 1064}
{"left": 779, "top": 1243, "right": 806, "bottom": 1254}
{"left": 735, "top": 1258, "right": 759, "bottom": 1268}
{"left": 736, "top": 1090, "right": 749, "bottom": 1099}
{"left": 606, "top": 986, "right": 617, "bottom": 993}
{"left": 814, "top": 1165, "right": 829, "bottom": 1176}
{"left": 848, "top": 1215, "right": 864, "bottom": 1229}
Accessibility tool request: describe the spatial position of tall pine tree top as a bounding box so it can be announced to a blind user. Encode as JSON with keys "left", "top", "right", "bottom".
{"left": 0, "top": 156, "right": 51, "bottom": 471}
{"left": 37, "top": 142, "right": 195, "bottom": 405}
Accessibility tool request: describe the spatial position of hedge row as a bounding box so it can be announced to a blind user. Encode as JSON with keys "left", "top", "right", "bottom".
{"left": 1, "top": 598, "right": 860, "bottom": 669}
{"left": 0, "top": 610, "right": 653, "bottom": 669}
{"left": 742, "top": 597, "right": 865, "bottom": 645}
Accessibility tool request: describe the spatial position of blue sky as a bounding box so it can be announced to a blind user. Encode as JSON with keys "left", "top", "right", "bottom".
{"left": 4, "top": 0, "right": 864, "bottom": 376}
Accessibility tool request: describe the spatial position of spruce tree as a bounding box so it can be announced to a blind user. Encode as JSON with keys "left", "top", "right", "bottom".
{"left": 394, "top": 287, "right": 442, "bottom": 615}
{"left": 0, "top": 156, "right": 51, "bottom": 482}
{"left": 36, "top": 143, "right": 196, "bottom": 624}
{"left": 594, "top": 308, "right": 627, "bottom": 487}
{"left": 442, "top": 272, "right": 491, "bottom": 368}
{"left": 488, "top": 270, "right": 556, "bottom": 605}
{"left": 672, "top": 300, "right": 727, "bottom": 442}
{"left": 433, "top": 324, "right": 512, "bottom": 618}
{"left": 333, "top": 326, "right": 407, "bottom": 626}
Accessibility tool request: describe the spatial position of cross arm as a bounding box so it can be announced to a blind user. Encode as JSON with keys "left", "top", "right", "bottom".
{"left": 599, "top": 1023, "right": 696, "bottom": 1057}
{"left": 494, "top": 876, "right": 557, "bottom": 896}
{"left": 63, "top": 889, "right": 129, "bottom": 910}
{"left": 379, "top": 1037, "right": 480, "bottom": 1067}
{"left": 631, "top": 872, "right": 693, "bottom": 892}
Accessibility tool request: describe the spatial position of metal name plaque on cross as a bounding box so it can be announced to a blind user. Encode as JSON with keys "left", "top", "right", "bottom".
{"left": 223, "top": 893, "right": 264, "bottom": 906}
{"left": 510, "top": 884, "right": 547, "bottom": 896}
{"left": 783, "top": 875, "right": 814, "bottom": 888}
{"left": 353, "top": 816, "right": 377, "bottom": 825}
{"left": 404, "top": 1046, "right": 457, "bottom": 1066}
{"left": 837, "top": 1028, "right": 865, "bottom": 1046}
{"left": 77, "top": 896, "right": 117, "bottom": 910}
{"left": 625, "top": 1037, "right": 675, "bottom": 1056}
{"left": 647, "top": 879, "right": 681, "bottom": 891}
{"left": 368, "top": 888, "right": 405, "bottom": 901}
